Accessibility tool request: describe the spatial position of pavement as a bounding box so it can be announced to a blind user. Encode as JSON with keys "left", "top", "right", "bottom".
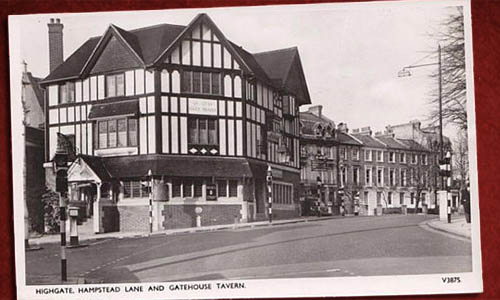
{"left": 424, "top": 216, "right": 471, "bottom": 240}
{"left": 26, "top": 215, "right": 340, "bottom": 246}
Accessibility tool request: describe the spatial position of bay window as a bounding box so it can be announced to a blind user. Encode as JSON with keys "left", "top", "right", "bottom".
{"left": 96, "top": 118, "right": 137, "bottom": 149}
{"left": 181, "top": 70, "right": 221, "bottom": 95}
{"left": 188, "top": 118, "right": 217, "bottom": 145}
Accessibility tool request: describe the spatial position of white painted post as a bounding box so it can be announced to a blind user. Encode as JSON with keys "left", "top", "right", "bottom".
{"left": 93, "top": 182, "right": 101, "bottom": 233}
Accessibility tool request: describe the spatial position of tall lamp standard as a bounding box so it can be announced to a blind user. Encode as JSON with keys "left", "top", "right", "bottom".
{"left": 398, "top": 45, "right": 446, "bottom": 208}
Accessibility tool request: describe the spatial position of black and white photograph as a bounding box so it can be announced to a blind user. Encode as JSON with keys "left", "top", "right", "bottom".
{"left": 9, "top": 0, "right": 482, "bottom": 298}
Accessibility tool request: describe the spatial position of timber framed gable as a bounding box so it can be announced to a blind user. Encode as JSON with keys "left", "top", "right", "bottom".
{"left": 153, "top": 14, "right": 252, "bottom": 75}
{"left": 80, "top": 25, "right": 146, "bottom": 77}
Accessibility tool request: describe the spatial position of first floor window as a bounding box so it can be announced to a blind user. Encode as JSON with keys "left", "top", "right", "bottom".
{"left": 181, "top": 70, "right": 222, "bottom": 95}
{"left": 377, "top": 169, "right": 383, "bottom": 185}
{"left": 97, "top": 118, "right": 137, "bottom": 149}
{"left": 188, "top": 117, "right": 217, "bottom": 145}
{"left": 366, "top": 168, "right": 372, "bottom": 185}
{"left": 389, "top": 170, "right": 395, "bottom": 186}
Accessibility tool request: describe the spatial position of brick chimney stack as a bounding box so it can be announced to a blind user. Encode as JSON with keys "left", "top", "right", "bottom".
{"left": 307, "top": 105, "right": 322, "bottom": 118}
{"left": 48, "top": 18, "right": 64, "bottom": 73}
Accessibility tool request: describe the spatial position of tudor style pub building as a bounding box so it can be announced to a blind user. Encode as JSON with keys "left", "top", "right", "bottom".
{"left": 41, "top": 14, "right": 311, "bottom": 232}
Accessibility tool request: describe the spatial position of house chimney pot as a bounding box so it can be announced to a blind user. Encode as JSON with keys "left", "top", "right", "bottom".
{"left": 48, "top": 18, "right": 64, "bottom": 73}
{"left": 337, "top": 122, "right": 348, "bottom": 133}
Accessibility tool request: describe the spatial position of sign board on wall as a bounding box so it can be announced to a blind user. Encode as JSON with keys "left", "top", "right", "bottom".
{"left": 188, "top": 98, "right": 218, "bottom": 115}
{"left": 206, "top": 184, "right": 217, "bottom": 200}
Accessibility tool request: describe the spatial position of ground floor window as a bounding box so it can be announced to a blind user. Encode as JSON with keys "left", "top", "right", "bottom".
{"left": 272, "top": 182, "right": 293, "bottom": 205}
{"left": 400, "top": 192, "right": 405, "bottom": 205}
{"left": 171, "top": 178, "right": 208, "bottom": 198}
{"left": 388, "top": 192, "right": 392, "bottom": 205}
{"left": 216, "top": 179, "right": 238, "bottom": 198}
{"left": 410, "top": 192, "right": 415, "bottom": 205}
{"left": 122, "top": 180, "right": 148, "bottom": 198}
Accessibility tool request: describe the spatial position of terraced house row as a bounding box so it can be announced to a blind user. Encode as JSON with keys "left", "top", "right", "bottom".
{"left": 40, "top": 14, "right": 310, "bottom": 233}
{"left": 299, "top": 105, "right": 451, "bottom": 216}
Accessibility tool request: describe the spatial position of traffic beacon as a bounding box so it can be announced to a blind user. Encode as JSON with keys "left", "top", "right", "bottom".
{"left": 266, "top": 166, "right": 273, "bottom": 223}
{"left": 53, "top": 134, "right": 69, "bottom": 281}
{"left": 353, "top": 191, "right": 360, "bottom": 216}
{"left": 337, "top": 186, "right": 345, "bottom": 216}
{"left": 439, "top": 151, "right": 452, "bottom": 223}
{"left": 316, "top": 176, "right": 323, "bottom": 217}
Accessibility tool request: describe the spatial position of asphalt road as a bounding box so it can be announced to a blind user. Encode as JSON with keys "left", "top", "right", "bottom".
{"left": 25, "top": 215, "right": 472, "bottom": 284}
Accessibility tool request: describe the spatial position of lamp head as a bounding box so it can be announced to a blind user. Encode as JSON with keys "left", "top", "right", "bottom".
{"left": 398, "top": 68, "right": 411, "bottom": 77}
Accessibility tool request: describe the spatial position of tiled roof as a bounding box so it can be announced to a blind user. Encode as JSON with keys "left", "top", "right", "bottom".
{"left": 78, "top": 155, "right": 112, "bottom": 181}
{"left": 254, "top": 47, "right": 297, "bottom": 85}
{"left": 397, "top": 139, "right": 430, "bottom": 151}
{"left": 376, "top": 136, "right": 407, "bottom": 150}
{"left": 88, "top": 99, "right": 139, "bottom": 120}
{"left": 44, "top": 38, "right": 100, "bottom": 82}
{"left": 102, "top": 155, "right": 254, "bottom": 178}
{"left": 229, "top": 42, "right": 271, "bottom": 83}
{"left": 338, "top": 132, "right": 362, "bottom": 146}
{"left": 42, "top": 15, "right": 309, "bottom": 104}
{"left": 25, "top": 73, "right": 45, "bottom": 110}
{"left": 43, "top": 23, "right": 186, "bottom": 82}
{"left": 353, "top": 134, "right": 386, "bottom": 148}
{"left": 254, "top": 47, "right": 311, "bottom": 104}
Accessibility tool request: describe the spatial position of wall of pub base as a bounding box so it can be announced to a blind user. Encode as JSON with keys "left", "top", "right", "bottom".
{"left": 117, "top": 205, "right": 150, "bottom": 232}
{"left": 162, "top": 204, "right": 242, "bottom": 229}
{"left": 272, "top": 208, "right": 300, "bottom": 220}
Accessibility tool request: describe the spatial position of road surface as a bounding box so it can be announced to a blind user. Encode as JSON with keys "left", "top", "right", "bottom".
{"left": 25, "top": 215, "right": 472, "bottom": 284}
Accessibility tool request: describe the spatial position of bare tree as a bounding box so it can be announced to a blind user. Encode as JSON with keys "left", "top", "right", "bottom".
{"left": 429, "top": 7, "right": 467, "bottom": 131}
{"left": 409, "top": 164, "right": 434, "bottom": 213}
{"left": 453, "top": 130, "right": 469, "bottom": 189}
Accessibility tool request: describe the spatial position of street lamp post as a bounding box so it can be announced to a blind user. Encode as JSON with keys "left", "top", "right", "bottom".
{"left": 398, "top": 45, "right": 447, "bottom": 214}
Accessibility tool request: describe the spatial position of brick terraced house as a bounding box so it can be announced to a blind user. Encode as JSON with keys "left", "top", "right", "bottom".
{"left": 299, "top": 105, "right": 447, "bottom": 216}
{"left": 40, "top": 14, "right": 310, "bottom": 232}
{"left": 299, "top": 106, "right": 362, "bottom": 216}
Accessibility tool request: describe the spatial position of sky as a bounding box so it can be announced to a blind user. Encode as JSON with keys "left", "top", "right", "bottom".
{"left": 14, "top": 0, "right": 465, "bottom": 139}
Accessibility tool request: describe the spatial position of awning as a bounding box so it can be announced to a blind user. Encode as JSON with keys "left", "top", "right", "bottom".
{"left": 101, "top": 155, "right": 254, "bottom": 179}
{"left": 88, "top": 99, "right": 139, "bottom": 120}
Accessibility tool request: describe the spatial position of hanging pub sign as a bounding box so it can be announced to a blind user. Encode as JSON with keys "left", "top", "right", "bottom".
{"left": 206, "top": 184, "right": 217, "bottom": 200}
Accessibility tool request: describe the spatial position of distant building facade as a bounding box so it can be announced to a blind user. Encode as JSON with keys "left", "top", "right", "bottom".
{"left": 300, "top": 105, "right": 448, "bottom": 216}
{"left": 22, "top": 63, "right": 46, "bottom": 233}
{"left": 40, "top": 15, "right": 311, "bottom": 232}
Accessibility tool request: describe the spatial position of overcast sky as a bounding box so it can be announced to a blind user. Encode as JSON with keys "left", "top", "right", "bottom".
{"left": 15, "top": 0, "right": 465, "bottom": 138}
